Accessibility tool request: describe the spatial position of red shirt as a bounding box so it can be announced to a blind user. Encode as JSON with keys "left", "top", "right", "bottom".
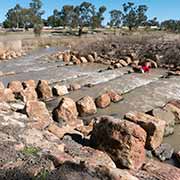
{"left": 142, "top": 65, "right": 150, "bottom": 72}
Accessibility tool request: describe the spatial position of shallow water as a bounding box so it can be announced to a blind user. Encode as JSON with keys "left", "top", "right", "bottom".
{"left": 0, "top": 48, "right": 179, "bottom": 162}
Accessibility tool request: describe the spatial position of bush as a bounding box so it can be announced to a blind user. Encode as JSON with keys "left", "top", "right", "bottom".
{"left": 33, "top": 24, "right": 43, "bottom": 37}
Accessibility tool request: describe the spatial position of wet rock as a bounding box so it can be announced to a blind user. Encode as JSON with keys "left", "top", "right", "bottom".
{"left": 125, "top": 112, "right": 166, "bottom": 150}
{"left": 151, "top": 108, "right": 175, "bottom": 136}
{"left": 69, "top": 83, "right": 81, "bottom": 91}
{"left": 134, "top": 159, "right": 180, "bottom": 180}
{"left": 164, "top": 100, "right": 180, "bottom": 124}
{"left": 87, "top": 54, "right": 95, "bottom": 62}
{"left": 7, "top": 80, "right": 23, "bottom": 93}
{"left": 25, "top": 100, "right": 52, "bottom": 129}
{"left": 22, "top": 80, "right": 36, "bottom": 89}
{"left": 76, "top": 96, "right": 97, "bottom": 117}
{"left": 95, "top": 93, "right": 111, "bottom": 108}
{"left": 90, "top": 116, "right": 147, "bottom": 170}
{"left": 80, "top": 57, "right": 88, "bottom": 63}
{"left": 53, "top": 97, "right": 78, "bottom": 126}
{"left": 36, "top": 80, "right": 52, "bottom": 100}
{"left": 52, "top": 85, "right": 69, "bottom": 96}
{"left": 153, "top": 143, "right": 174, "bottom": 161}
{"left": 107, "top": 90, "right": 123, "bottom": 103}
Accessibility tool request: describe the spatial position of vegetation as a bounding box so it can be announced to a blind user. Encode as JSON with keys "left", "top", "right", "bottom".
{"left": 2, "top": 1, "right": 180, "bottom": 34}
{"left": 22, "top": 146, "right": 40, "bottom": 156}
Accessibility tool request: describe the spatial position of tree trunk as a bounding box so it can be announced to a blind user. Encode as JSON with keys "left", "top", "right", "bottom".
{"left": 78, "top": 26, "right": 83, "bottom": 37}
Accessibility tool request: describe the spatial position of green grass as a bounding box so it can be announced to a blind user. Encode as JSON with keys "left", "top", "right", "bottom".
{"left": 22, "top": 146, "right": 40, "bottom": 156}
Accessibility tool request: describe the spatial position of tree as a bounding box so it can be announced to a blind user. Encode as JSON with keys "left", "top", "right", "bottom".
{"left": 77, "top": 1, "right": 94, "bottom": 36}
{"left": 122, "top": 2, "right": 148, "bottom": 30}
{"left": 109, "top": 10, "right": 123, "bottom": 27}
{"left": 47, "top": 9, "right": 61, "bottom": 27}
{"left": 29, "top": 0, "right": 45, "bottom": 25}
{"left": 3, "top": 4, "right": 22, "bottom": 28}
{"left": 91, "top": 6, "right": 107, "bottom": 29}
{"left": 146, "top": 17, "right": 159, "bottom": 27}
{"left": 161, "top": 20, "right": 180, "bottom": 32}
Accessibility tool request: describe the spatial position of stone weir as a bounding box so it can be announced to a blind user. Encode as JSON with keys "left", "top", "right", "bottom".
{"left": 0, "top": 78, "right": 179, "bottom": 179}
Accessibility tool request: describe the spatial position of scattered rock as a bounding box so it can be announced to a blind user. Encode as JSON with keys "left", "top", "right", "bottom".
{"left": 107, "top": 90, "right": 123, "bottom": 103}
{"left": 36, "top": 80, "right": 52, "bottom": 100}
{"left": 153, "top": 143, "right": 174, "bottom": 161}
{"left": 52, "top": 85, "right": 69, "bottom": 96}
{"left": 25, "top": 100, "right": 52, "bottom": 129}
{"left": 69, "top": 83, "right": 81, "bottom": 91}
{"left": 125, "top": 111, "right": 165, "bottom": 150}
{"left": 7, "top": 81, "right": 23, "bottom": 93}
{"left": 76, "top": 96, "right": 97, "bottom": 117}
{"left": 114, "top": 63, "right": 123, "bottom": 69}
{"left": 175, "top": 151, "right": 180, "bottom": 164}
{"left": 151, "top": 108, "right": 175, "bottom": 136}
{"left": 90, "top": 116, "right": 147, "bottom": 169}
{"left": 95, "top": 93, "right": 111, "bottom": 108}
{"left": 53, "top": 97, "right": 78, "bottom": 126}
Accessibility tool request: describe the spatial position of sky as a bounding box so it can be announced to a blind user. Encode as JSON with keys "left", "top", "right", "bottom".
{"left": 1, "top": 0, "right": 180, "bottom": 24}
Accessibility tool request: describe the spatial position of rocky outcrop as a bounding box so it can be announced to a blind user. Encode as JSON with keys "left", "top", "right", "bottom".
{"left": 22, "top": 80, "right": 36, "bottom": 89}
{"left": 125, "top": 112, "right": 166, "bottom": 150}
{"left": 53, "top": 97, "right": 78, "bottom": 126}
{"left": 69, "top": 84, "right": 81, "bottom": 91}
{"left": 90, "top": 116, "right": 147, "bottom": 170}
{"left": 24, "top": 100, "right": 52, "bottom": 129}
{"left": 95, "top": 93, "right": 111, "bottom": 108}
{"left": 76, "top": 96, "right": 97, "bottom": 117}
{"left": 36, "top": 80, "right": 52, "bottom": 100}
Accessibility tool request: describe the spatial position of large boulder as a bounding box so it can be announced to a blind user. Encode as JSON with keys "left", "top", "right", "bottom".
{"left": 25, "top": 100, "right": 52, "bottom": 129}
{"left": 87, "top": 54, "right": 95, "bottom": 63}
{"left": 76, "top": 96, "right": 97, "bottom": 117}
{"left": 164, "top": 100, "right": 180, "bottom": 124}
{"left": 90, "top": 116, "right": 147, "bottom": 170}
{"left": 151, "top": 108, "right": 175, "bottom": 136}
{"left": 7, "top": 81, "right": 23, "bottom": 93}
{"left": 125, "top": 112, "right": 166, "bottom": 150}
{"left": 133, "top": 160, "right": 180, "bottom": 180}
{"left": 3, "top": 88, "right": 15, "bottom": 102}
{"left": 53, "top": 97, "right": 78, "bottom": 126}
{"left": 95, "top": 93, "right": 111, "bottom": 108}
{"left": 36, "top": 80, "right": 52, "bottom": 100}
{"left": 52, "top": 85, "right": 69, "bottom": 96}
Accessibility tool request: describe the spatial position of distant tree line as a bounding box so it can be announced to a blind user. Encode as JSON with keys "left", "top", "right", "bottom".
{"left": 3, "top": 0, "right": 180, "bottom": 35}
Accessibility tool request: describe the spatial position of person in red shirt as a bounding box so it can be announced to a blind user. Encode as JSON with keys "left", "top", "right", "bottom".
{"left": 141, "top": 62, "right": 151, "bottom": 73}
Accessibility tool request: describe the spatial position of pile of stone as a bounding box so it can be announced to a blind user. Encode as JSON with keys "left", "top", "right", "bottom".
{"left": 0, "top": 49, "right": 26, "bottom": 60}
{"left": 0, "top": 78, "right": 180, "bottom": 179}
